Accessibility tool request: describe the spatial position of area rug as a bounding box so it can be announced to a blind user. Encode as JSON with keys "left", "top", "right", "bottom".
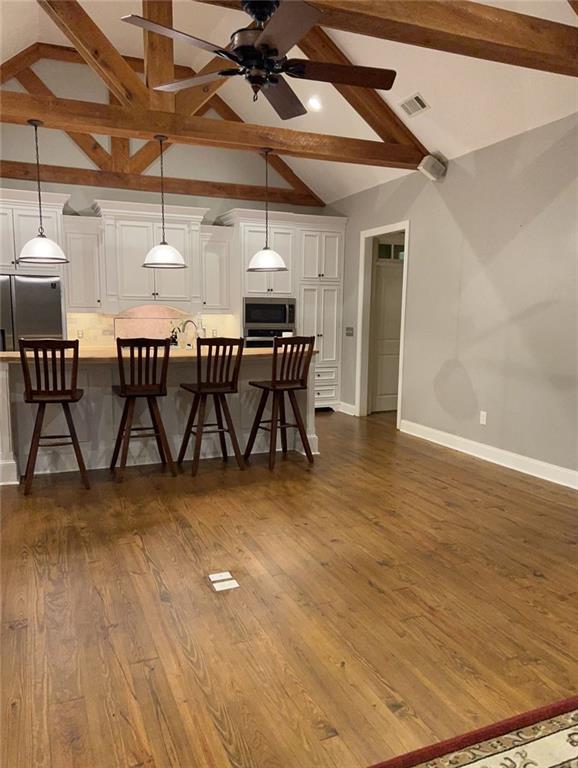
{"left": 369, "top": 696, "right": 578, "bottom": 768}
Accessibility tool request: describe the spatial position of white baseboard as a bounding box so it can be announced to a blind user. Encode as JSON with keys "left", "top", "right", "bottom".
{"left": 0, "top": 459, "right": 18, "bottom": 485}
{"left": 337, "top": 401, "right": 357, "bottom": 416}
{"left": 400, "top": 420, "right": 578, "bottom": 490}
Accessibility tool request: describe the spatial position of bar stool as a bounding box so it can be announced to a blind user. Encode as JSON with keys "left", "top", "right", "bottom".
{"left": 244, "top": 336, "right": 315, "bottom": 470}
{"left": 177, "top": 337, "right": 245, "bottom": 476}
{"left": 110, "top": 338, "right": 176, "bottom": 481}
{"left": 18, "top": 339, "right": 90, "bottom": 495}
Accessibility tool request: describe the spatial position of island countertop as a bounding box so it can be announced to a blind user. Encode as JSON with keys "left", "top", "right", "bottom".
{"left": 0, "top": 345, "right": 281, "bottom": 363}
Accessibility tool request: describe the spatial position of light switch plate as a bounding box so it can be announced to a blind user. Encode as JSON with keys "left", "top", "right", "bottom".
{"left": 345, "top": 327, "right": 354, "bottom": 337}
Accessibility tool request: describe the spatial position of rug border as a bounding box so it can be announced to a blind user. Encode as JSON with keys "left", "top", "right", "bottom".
{"left": 368, "top": 695, "right": 578, "bottom": 768}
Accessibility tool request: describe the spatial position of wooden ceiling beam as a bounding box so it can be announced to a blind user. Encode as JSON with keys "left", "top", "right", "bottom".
{"left": 142, "top": 0, "right": 175, "bottom": 111}
{"left": 27, "top": 42, "right": 321, "bottom": 202}
{"left": 15, "top": 67, "right": 113, "bottom": 171}
{"left": 0, "top": 44, "right": 41, "bottom": 84}
{"left": 0, "top": 160, "right": 323, "bottom": 207}
{"left": 37, "top": 0, "right": 152, "bottom": 106}
{"left": 198, "top": 0, "right": 578, "bottom": 77}
{"left": 0, "top": 91, "right": 424, "bottom": 167}
{"left": 299, "top": 26, "right": 427, "bottom": 151}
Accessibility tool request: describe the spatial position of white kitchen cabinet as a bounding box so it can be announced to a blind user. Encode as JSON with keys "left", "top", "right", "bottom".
{"left": 242, "top": 223, "right": 293, "bottom": 295}
{"left": 0, "top": 206, "right": 15, "bottom": 272}
{"left": 300, "top": 230, "right": 342, "bottom": 282}
{"left": 116, "top": 220, "right": 155, "bottom": 303}
{"left": 299, "top": 284, "right": 341, "bottom": 364}
{"left": 63, "top": 217, "right": 102, "bottom": 311}
{"left": 152, "top": 222, "right": 198, "bottom": 304}
{"left": 201, "top": 231, "right": 230, "bottom": 311}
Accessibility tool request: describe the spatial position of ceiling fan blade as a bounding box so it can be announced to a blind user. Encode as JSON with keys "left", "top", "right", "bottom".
{"left": 255, "top": 1, "right": 323, "bottom": 58}
{"left": 262, "top": 76, "right": 307, "bottom": 120}
{"left": 284, "top": 59, "right": 397, "bottom": 90}
{"left": 122, "top": 15, "right": 238, "bottom": 62}
{"left": 154, "top": 69, "right": 240, "bottom": 93}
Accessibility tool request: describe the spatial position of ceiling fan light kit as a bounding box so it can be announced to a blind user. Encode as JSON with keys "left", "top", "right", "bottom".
{"left": 18, "top": 119, "right": 68, "bottom": 265}
{"left": 122, "top": 0, "right": 397, "bottom": 120}
{"left": 143, "top": 135, "right": 186, "bottom": 269}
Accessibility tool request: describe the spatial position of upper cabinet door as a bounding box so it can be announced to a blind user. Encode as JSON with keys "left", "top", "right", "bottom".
{"left": 321, "top": 232, "right": 341, "bottom": 281}
{"left": 319, "top": 285, "right": 340, "bottom": 364}
{"left": 0, "top": 207, "right": 15, "bottom": 271}
{"left": 301, "top": 230, "right": 321, "bottom": 280}
{"left": 269, "top": 227, "right": 293, "bottom": 295}
{"left": 152, "top": 222, "right": 191, "bottom": 304}
{"left": 116, "top": 220, "right": 154, "bottom": 301}
{"left": 243, "top": 225, "right": 268, "bottom": 295}
{"left": 64, "top": 224, "right": 101, "bottom": 311}
{"left": 12, "top": 209, "right": 63, "bottom": 275}
{"left": 201, "top": 235, "right": 229, "bottom": 311}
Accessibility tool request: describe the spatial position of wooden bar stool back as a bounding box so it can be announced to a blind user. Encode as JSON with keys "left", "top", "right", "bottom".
{"left": 18, "top": 338, "right": 90, "bottom": 494}
{"left": 244, "top": 336, "right": 315, "bottom": 470}
{"left": 110, "top": 337, "right": 176, "bottom": 480}
{"left": 177, "top": 337, "right": 245, "bottom": 476}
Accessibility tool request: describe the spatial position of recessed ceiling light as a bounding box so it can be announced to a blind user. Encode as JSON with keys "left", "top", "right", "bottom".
{"left": 307, "top": 95, "right": 322, "bottom": 112}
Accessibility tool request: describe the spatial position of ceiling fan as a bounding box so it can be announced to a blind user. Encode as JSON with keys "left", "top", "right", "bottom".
{"left": 122, "top": 0, "right": 397, "bottom": 120}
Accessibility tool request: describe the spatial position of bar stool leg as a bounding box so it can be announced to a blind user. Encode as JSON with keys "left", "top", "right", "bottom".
{"left": 177, "top": 393, "right": 200, "bottom": 465}
{"left": 269, "top": 391, "right": 279, "bottom": 470}
{"left": 219, "top": 394, "right": 244, "bottom": 471}
{"left": 149, "top": 397, "right": 177, "bottom": 477}
{"left": 110, "top": 399, "right": 129, "bottom": 471}
{"left": 278, "top": 391, "right": 288, "bottom": 456}
{"left": 213, "top": 394, "right": 228, "bottom": 461}
{"left": 116, "top": 396, "right": 135, "bottom": 482}
{"left": 191, "top": 394, "right": 207, "bottom": 477}
{"left": 288, "top": 390, "right": 314, "bottom": 464}
{"left": 23, "top": 402, "right": 46, "bottom": 495}
{"left": 147, "top": 396, "right": 166, "bottom": 465}
{"left": 244, "top": 390, "right": 268, "bottom": 461}
{"left": 62, "top": 402, "right": 90, "bottom": 490}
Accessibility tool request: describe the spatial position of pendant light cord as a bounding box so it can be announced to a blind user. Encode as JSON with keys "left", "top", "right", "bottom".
{"left": 31, "top": 121, "right": 44, "bottom": 237}
{"left": 158, "top": 135, "right": 167, "bottom": 244}
{"left": 264, "top": 148, "right": 270, "bottom": 249}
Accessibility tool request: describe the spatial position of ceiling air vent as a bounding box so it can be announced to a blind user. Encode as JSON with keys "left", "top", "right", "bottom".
{"left": 399, "top": 93, "right": 429, "bottom": 117}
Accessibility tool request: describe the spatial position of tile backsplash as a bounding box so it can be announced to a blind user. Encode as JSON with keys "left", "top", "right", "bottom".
{"left": 67, "top": 312, "right": 240, "bottom": 347}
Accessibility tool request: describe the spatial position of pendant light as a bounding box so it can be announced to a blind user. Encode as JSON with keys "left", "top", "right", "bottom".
{"left": 247, "top": 149, "right": 287, "bottom": 272}
{"left": 18, "top": 120, "right": 68, "bottom": 265}
{"left": 143, "top": 135, "right": 186, "bottom": 269}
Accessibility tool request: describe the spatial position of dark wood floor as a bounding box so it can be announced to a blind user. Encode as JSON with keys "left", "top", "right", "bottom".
{"left": 2, "top": 411, "right": 577, "bottom": 768}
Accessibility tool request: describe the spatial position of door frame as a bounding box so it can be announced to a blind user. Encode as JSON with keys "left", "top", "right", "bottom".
{"left": 355, "top": 220, "right": 410, "bottom": 426}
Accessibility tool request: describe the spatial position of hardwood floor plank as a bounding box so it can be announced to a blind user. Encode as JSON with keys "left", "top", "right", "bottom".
{"left": 1, "top": 412, "right": 576, "bottom": 767}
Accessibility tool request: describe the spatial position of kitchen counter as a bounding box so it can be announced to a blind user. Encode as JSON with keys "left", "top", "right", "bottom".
{"left": 0, "top": 347, "right": 318, "bottom": 484}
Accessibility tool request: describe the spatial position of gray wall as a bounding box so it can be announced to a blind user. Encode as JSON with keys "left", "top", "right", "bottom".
{"left": 333, "top": 113, "right": 578, "bottom": 471}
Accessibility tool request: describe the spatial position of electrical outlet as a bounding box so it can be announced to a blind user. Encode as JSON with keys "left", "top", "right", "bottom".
{"left": 212, "top": 329, "right": 218, "bottom": 337}
{"left": 479, "top": 410, "right": 487, "bottom": 426}
{"left": 345, "top": 326, "right": 354, "bottom": 337}
{"left": 77, "top": 329, "right": 84, "bottom": 339}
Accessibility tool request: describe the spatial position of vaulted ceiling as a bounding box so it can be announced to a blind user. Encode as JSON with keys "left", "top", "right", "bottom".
{"left": 1, "top": 0, "right": 576, "bottom": 204}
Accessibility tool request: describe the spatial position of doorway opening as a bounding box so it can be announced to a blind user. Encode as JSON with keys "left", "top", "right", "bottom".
{"left": 355, "top": 221, "right": 409, "bottom": 427}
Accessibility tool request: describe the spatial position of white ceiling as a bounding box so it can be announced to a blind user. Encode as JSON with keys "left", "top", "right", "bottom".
{"left": 1, "top": 0, "right": 577, "bottom": 203}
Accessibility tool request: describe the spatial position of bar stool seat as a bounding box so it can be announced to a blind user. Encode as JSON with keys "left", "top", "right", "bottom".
{"left": 178, "top": 338, "right": 245, "bottom": 477}
{"left": 110, "top": 338, "right": 176, "bottom": 481}
{"left": 19, "top": 339, "right": 90, "bottom": 495}
{"left": 244, "top": 336, "right": 315, "bottom": 470}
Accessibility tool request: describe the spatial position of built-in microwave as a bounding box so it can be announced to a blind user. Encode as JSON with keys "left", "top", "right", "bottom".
{"left": 243, "top": 298, "right": 296, "bottom": 329}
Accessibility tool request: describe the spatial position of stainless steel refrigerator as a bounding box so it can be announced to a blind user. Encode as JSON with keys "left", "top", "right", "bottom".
{"left": 0, "top": 274, "right": 64, "bottom": 351}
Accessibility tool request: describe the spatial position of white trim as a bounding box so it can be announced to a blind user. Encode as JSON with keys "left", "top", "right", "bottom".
{"left": 0, "top": 188, "right": 69, "bottom": 208}
{"left": 0, "top": 459, "right": 18, "bottom": 485}
{"left": 94, "top": 199, "right": 209, "bottom": 222}
{"left": 219, "top": 208, "right": 347, "bottom": 231}
{"left": 400, "top": 420, "right": 578, "bottom": 490}
{"left": 355, "top": 220, "right": 410, "bottom": 426}
{"left": 337, "top": 401, "right": 357, "bottom": 416}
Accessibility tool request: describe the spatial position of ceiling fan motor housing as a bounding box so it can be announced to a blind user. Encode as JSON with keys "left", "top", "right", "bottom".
{"left": 241, "top": 0, "right": 280, "bottom": 23}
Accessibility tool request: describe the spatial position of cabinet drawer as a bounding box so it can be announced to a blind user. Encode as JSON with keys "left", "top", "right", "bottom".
{"left": 313, "top": 367, "right": 338, "bottom": 384}
{"left": 314, "top": 385, "right": 337, "bottom": 403}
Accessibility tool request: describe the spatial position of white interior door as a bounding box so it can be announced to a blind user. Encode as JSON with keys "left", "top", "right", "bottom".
{"left": 370, "top": 260, "right": 403, "bottom": 412}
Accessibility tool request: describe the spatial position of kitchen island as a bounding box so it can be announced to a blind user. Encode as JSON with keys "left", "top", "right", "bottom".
{"left": 0, "top": 346, "right": 317, "bottom": 485}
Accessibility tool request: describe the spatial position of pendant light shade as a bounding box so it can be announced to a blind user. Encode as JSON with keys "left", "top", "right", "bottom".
{"left": 247, "top": 149, "right": 287, "bottom": 273}
{"left": 143, "top": 135, "right": 186, "bottom": 269}
{"left": 18, "top": 120, "right": 68, "bottom": 265}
